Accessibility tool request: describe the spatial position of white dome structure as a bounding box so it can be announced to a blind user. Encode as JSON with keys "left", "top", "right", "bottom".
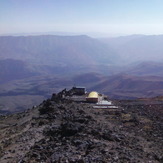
{"left": 86, "top": 91, "right": 99, "bottom": 103}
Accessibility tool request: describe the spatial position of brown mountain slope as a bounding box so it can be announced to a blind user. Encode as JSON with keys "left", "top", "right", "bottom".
{"left": 90, "top": 75, "right": 163, "bottom": 99}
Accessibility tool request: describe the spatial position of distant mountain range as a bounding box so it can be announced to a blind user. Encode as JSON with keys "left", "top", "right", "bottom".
{"left": 100, "top": 34, "right": 163, "bottom": 63}
{"left": 0, "top": 34, "right": 163, "bottom": 112}
{"left": 0, "top": 35, "right": 118, "bottom": 66}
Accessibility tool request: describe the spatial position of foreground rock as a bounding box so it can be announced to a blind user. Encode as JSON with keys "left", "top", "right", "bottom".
{"left": 0, "top": 94, "right": 162, "bottom": 163}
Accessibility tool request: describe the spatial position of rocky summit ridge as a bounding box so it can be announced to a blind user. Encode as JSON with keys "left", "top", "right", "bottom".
{"left": 0, "top": 91, "right": 162, "bottom": 163}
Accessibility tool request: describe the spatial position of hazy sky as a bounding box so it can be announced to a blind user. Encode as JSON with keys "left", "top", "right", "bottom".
{"left": 1, "top": 0, "right": 163, "bottom": 36}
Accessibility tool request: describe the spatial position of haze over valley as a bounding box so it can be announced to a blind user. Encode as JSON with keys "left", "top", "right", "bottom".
{"left": 0, "top": 34, "right": 163, "bottom": 113}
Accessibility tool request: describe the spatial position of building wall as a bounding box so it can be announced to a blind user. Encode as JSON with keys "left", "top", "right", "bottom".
{"left": 86, "top": 97, "right": 99, "bottom": 103}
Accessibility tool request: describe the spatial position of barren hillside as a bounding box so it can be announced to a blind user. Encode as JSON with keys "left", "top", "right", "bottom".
{"left": 0, "top": 92, "right": 162, "bottom": 162}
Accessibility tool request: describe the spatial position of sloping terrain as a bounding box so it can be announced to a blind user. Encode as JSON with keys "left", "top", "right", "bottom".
{"left": 0, "top": 92, "right": 162, "bottom": 162}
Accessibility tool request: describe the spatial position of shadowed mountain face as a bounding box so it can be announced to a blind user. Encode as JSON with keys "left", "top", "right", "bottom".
{"left": 0, "top": 35, "right": 118, "bottom": 66}
{"left": 0, "top": 59, "right": 38, "bottom": 84}
{"left": 1, "top": 34, "right": 163, "bottom": 66}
